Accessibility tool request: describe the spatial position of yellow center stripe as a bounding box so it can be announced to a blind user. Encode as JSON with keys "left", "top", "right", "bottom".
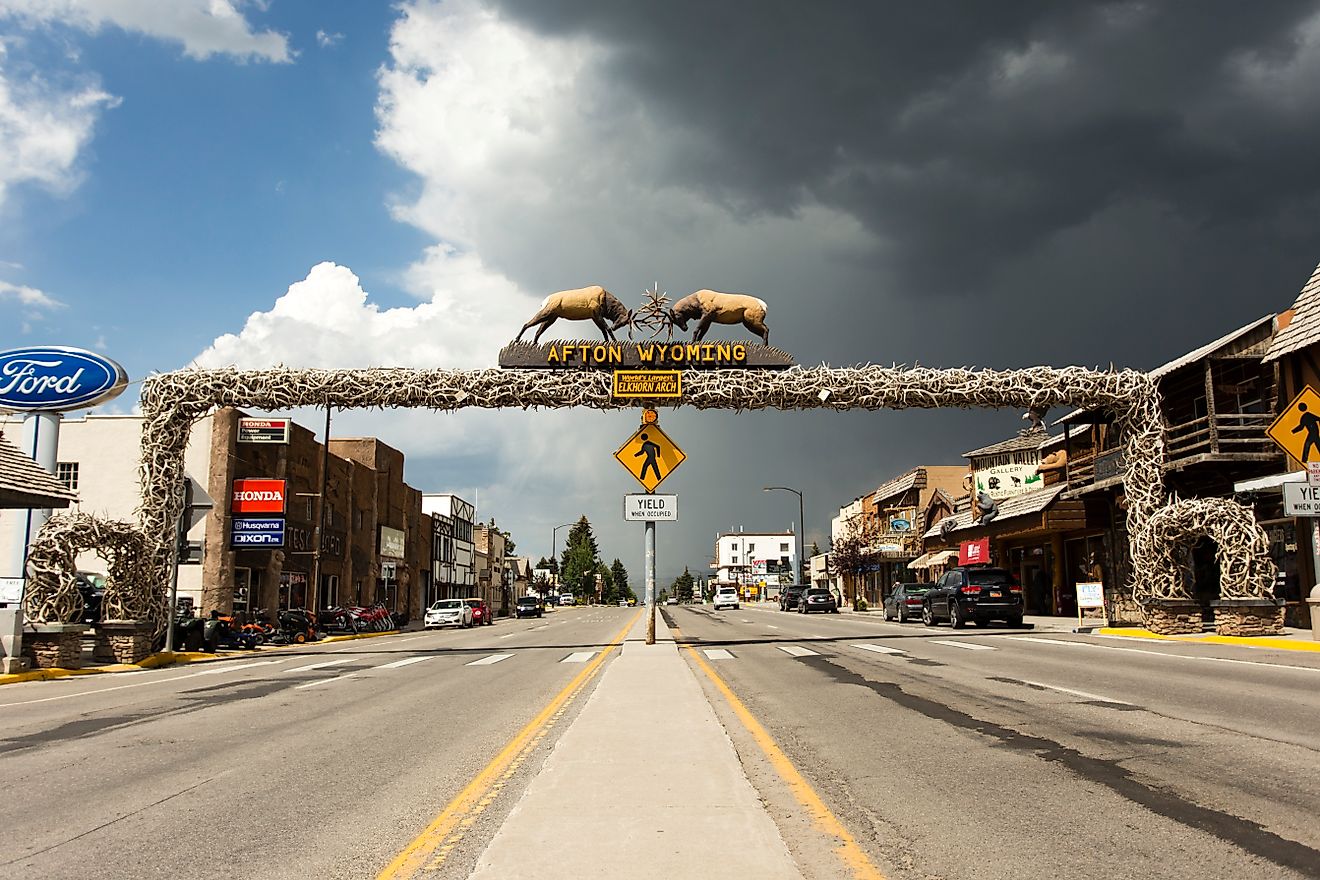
{"left": 677, "top": 626, "right": 889, "bottom": 880}
{"left": 376, "top": 610, "right": 641, "bottom": 879}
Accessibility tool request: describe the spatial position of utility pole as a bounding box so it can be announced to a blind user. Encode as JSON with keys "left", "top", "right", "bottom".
{"left": 310, "top": 404, "right": 331, "bottom": 616}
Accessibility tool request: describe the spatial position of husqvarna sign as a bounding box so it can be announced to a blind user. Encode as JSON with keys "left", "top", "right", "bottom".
{"left": 0, "top": 346, "right": 128, "bottom": 412}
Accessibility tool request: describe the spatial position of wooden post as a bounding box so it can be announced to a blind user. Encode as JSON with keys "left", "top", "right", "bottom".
{"left": 1051, "top": 533, "right": 1066, "bottom": 616}
{"left": 1204, "top": 361, "right": 1219, "bottom": 454}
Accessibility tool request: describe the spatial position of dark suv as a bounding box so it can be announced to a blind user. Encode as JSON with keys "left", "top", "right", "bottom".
{"left": 779, "top": 584, "right": 806, "bottom": 611}
{"left": 922, "top": 567, "right": 1023, "bottom": 628}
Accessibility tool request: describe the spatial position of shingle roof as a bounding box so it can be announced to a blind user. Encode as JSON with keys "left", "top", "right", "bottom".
{"left": 963, "top": 431, "right": 1050, "bottom": 459}
{"left": 922, "top": 484, "right": 1065, "bottom": 539}
{"left": 0, "top": 432, "right": 77, "bottom": 508}
{"left": 1264, "top": 260, "right": 1320, "bottom": 362}
{"left": 872, "top": 468, "right": 923, "bottom": 504}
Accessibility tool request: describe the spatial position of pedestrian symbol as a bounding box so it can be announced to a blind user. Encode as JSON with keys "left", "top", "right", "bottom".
{"left": 614, "top": 421, "right": 686, "bottom": 491}
{"left": 1266, "top": 386, "right": 1320, "bottom": 464}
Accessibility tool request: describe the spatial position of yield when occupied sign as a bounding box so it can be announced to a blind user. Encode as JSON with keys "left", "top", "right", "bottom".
{"left": 1283, "top": 482, "right": 1320, "bottom": 517}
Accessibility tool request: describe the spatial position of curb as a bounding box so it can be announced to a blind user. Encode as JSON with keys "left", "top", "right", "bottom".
{"left": 1095, "top": 627, "right": 1320, "bottom": 653}
{"left": 0, "top": 627, "right": 407, "bottom": 687}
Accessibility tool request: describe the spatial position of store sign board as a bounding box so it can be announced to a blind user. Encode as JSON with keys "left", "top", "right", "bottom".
{"left": 230, "top": 478, "right": 286, "bottom": 514}
{"left": 0, "top": 577, "right": 23, "bottom": 604}
{"left": 380, "top": 525, "right": 406, "bottom": 558}
{"left": 624, "top": 493, "right": 678, "bottom": 520}
{"left": 0, "top": 346, "right": 128, "bottom": 412}
{"left": 1283, "top": 482, "right": 1320, "bottom": 517}
{"left": 230, "top": 516, "right": 285, "bottom": 547}
{"left": 959, "top": 537, "right": 990, "bottom": 566}
{"left": 974, "top": 463, "right": 1043, "bottom": 501}
{"left": 237, "top": 418, "right": 291, "bottom": 444}
{"left": 1076, "top": 582, "right": 1105, "bottom": 609}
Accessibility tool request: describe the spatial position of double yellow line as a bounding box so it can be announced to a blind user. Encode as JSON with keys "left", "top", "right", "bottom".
{"left": 377, "top": 610, "right": 641, "bottom": 879}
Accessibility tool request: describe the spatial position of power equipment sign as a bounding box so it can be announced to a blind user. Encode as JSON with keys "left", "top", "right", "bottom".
{"left": 231, "top": 479, "right": 286, "bottom": 514}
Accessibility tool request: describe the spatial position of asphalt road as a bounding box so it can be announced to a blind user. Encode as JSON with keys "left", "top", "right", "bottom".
{"left": 666, "top": 604, "right": 1320, "bottom": 880}
{"left": 0, "top": 607, "right": 638, "bottom": 880}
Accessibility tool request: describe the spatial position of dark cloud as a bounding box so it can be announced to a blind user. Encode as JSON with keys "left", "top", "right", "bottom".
{"left": 492, "top": 0, "right": 1320, "bottom": 304}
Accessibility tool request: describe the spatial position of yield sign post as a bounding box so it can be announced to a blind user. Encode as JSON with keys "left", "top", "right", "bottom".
{"left": 614, "top": 421, "right": 686, "bottom": 492}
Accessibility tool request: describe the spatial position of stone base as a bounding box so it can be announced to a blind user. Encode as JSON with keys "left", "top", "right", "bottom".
{"left": 22, "top": 624, "right": 87, "bottom": 669}
{"left": 1142, "top": 603, "right": 1204, "bottom": 635}
{"left": 1211, "top": 600, "right": 1285, "bottom": 637}
{"left": 94, "top": 620, "right": 153, "bottom": 664}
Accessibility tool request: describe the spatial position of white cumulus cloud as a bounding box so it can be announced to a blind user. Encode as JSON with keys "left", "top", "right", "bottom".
{"left": 0, "top": 52, "right": 118, "bottom": 209}
{"left": 0, "top": 278, "right": 62, "bottom": 308}
{"left": 0, "top": 0, "right": 292, "bottom": 62}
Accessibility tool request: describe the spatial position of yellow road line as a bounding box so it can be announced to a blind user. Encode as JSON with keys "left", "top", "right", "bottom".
{"left": 677, "top": 627, "right": 887, "bottom": 880}
{"left": 377, "top": 609, "right": 641, "bottom": 879}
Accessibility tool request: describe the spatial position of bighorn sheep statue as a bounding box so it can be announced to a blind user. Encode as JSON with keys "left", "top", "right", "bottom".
{"left": 515, "top": 286, "right": 633, "bottom": 344}
{"left": 668, "top": 290, "right": 770, "bottom": 344}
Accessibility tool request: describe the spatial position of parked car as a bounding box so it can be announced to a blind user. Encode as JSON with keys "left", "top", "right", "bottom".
{"left": 779, "top": 584, "right": 806, "bottom": 611}
{"left": 75, "top": 571, "right": 105, "bottom": 626}
{"left": 797, "top": 587, "right": 839, "bottom": 613}
{"left": 516, "top": 596, "right": 544, "bottom": 618}
{"left": 883, "top": 582, "right": 930, "bottom": 623}
{"left": 712, "top": 586, "right": 739, "bottom": 611}
{"left": 627, "top": 598, "right": 637, "bottom": 606}
{"left": 618, "top": 599, "right": 628, "bottom": 607}
{"left": 559, "top": 594, "right": 575, "bottom": 606}
{"left": 665, "top": 597, "right": 678, "bottom": 605}
{"left": 922, "top": 567, "right": 1023, "bottom": 628}
{"left": 464, "top": 597, "right": 494, "bottom": 626}
{"left": 424, "top": 599, "right": 473, "bottom": 629}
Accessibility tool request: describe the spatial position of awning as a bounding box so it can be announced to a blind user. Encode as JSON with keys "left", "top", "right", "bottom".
{"left": 1233, "top": 470, "right": 1304, "bottom": 494}
{"left": 911, "top": 550, "right": 956, "bottom": 568}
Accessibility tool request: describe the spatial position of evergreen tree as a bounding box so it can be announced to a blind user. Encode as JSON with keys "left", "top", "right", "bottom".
{"left": 560, "top": 516, "right": 600, "bottom": 599}
{"left": 598, "top": 562, "right": 616, "bottom": 603}
{"left": 610, "top": 558, "right": 633, "bottom": 600}
{"left": 809, "top": 540, "right": 821, "bottom": 559}
{"left": 672, "top": 567, "right": 695, "bottom": 602}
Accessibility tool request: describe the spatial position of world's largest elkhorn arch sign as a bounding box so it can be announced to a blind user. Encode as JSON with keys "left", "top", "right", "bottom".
{"left": 23, "top": 364, "right": 1279, "bottom": 634}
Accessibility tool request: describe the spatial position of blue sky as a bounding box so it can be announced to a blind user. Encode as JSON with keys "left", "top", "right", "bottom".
{"left": 4, "top": 1, "right": 1320, "bottom": 581}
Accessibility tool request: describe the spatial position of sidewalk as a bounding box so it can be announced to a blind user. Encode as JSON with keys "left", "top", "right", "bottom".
{"left": 467, "top": 610, "right": 803, "bottom": 880}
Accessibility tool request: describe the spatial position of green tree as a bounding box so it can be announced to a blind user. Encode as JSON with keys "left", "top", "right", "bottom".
{"left": 830, "top": 514, "right": 876, "bottom": 610}
{"left": 598, "top": 562, "right": 617, "bottom": 603}
{"left": 671, "top": 567, "right": 695, "bottom": 602}
{"left": 560, "top": 516, "right": 600, "bottom": 600}
{"left": 610, "top": 559, "right": 632, "bottom": 600}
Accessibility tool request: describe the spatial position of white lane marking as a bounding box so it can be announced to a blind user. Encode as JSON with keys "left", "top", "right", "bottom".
{"left": 766, "top": 625, "right": 779, "bottom": 629}
{"left": 741, "top": 619, "right": 753, "bottom": 623}
{"left": 703, "top": 649, "right": 735, "bottom": 660}
{"left": 1018, "top": 680, "right": 1132, "bottom": 705}
{"left": 296, "top": 673, "right": 357, "bottom": 690}
{"left": 778, "top": 646, "right": 820, "bottom": 657}
{"left": 377, "top": 656, "right": 433, "bottom": 669}
{"left": 285, "top": 657, "right": 359, "bottom": 673}
{"left": 930, "top": 640, "right": 996, "bottom": 651}
{"left": 0, "top": 664, "right": 269, "bottom": 708}
{"left": 1005, "top": 636, "right": 1320, "bottom": 673}
{"left": 561, "top": 652, "right": 596, "bottom": 663}
{"left": 852, "top": 643, "right": 906, "bottom": 655}
{"left": 191, "top": 659, "right": 285, "bottom": 675}
{"left": 530, "top": 625, "right": 550, "bottom": 631}
{"left": 466, "top": 653, "right": 514, "bottom": 666}
{"left": 394, "top": 635, "right": 429, "bottom": 643}
{"left": 498, "top": 632, "right": 518, "bottom": 639}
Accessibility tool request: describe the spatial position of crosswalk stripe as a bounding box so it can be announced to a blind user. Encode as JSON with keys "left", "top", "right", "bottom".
{"left": 561, "top": 652, "right": 595, "bottom": 663}
{"left": 286, "top": 657, "right": 359, "bottom": 673}
{"left": 703, "top": 649, "right": 735, "bottom": 660}
{"left": 778, "top": 645, "right": 820, "bottom": 657}
{"left": 377, "top": 656, "right": 433, "bottom": 669}
{"left": 851, "top": 643, "right": 905, "bottom": 655}
{"left": 191, "top": 659, "right": 284, "bottom": 675}
{"left": 929, "top": 640, "right": 995, "bottom": 651}
{"left": 295, "top": 673, "right": 357, "bottom": 690}
{"left": 466, "top": 653, "right": 513, "bottom": 666}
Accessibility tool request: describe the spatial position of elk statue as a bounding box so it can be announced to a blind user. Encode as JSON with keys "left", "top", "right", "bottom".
{"left": 668, "top": 289, "right": 770, "bottom": 344}
{"left": 514, "top": 285, "right": 633, "bottom": 344}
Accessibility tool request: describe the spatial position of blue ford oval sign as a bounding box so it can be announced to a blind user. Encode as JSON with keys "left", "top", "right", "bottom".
{"left": 0, "top": 346, "right": 128, "bottom": 412}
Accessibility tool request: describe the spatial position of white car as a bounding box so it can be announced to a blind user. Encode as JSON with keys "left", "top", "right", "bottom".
{"left": 559, "top": 594, "right": 574, "bottom": 606}
{"left": 424, "top": 599, "right": 473, "bottom": 629}
{"left": 712, "top": 587, "right": 739, "bottom": 611}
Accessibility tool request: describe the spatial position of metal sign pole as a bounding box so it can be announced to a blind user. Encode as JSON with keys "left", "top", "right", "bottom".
{"left": 645, "top": 519, "right": 656, "bottom": 645}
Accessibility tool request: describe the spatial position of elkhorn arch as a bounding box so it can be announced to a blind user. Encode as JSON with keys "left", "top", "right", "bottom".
{"left": 21, "top": 364, "right": 1280, "bottom": 637}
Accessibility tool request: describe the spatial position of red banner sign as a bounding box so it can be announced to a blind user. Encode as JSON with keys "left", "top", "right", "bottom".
{"left": 231, "top": 478, "right": 286, "bottom": 514}
{"left": 959, "top": 538, "right": 990, "bottom": 566}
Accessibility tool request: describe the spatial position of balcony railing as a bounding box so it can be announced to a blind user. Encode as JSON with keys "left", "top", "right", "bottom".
{"left": 1165, "top": 412, "right": 1276, "bottom": 461}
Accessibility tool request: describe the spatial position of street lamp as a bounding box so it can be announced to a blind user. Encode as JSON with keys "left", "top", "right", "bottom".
{"left": 551, "top": 521, "right": 574, "bottom": 594}
{"left": 763, "top": 486, "right": 804, "bottom": 587}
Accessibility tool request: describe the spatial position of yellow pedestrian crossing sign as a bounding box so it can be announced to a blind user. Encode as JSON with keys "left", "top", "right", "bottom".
{"left": 1266, "top": 385, "right": 1320, "bottom": 464}
{"left": 615, "top": 421, "right": 686, "bottom": 492}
